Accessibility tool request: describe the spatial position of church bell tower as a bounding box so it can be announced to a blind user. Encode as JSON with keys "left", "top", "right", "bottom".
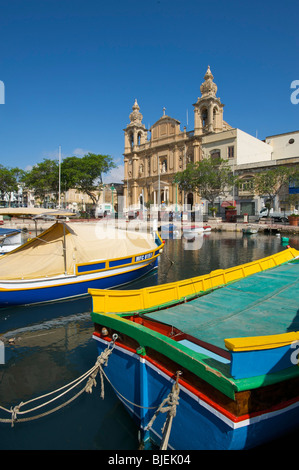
{"left": 193, "top": 66, "right": 224, "bottom": 135}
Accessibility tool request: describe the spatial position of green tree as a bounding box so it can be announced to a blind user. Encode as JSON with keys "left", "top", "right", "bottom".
{"left": 253, "top": 166, "right": 292, "bottom": 216}
{"left": 0, "top": 165, "right": 25, "bottom": 206}
{"left": 23, "top": 159, "right": 59, "bottom": 204}
{"left": 61, "top": 153, "right": 116, "bottom": 204}
{"left": 174, "top": 157, "right": 238, "bottom": 211}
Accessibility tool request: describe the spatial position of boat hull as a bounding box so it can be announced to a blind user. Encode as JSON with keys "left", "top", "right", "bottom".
{"left": 0, "top": 258, "right": 158, "bottom": 307}
{"left": 93, "top": 335, "right": 299, "bottom": 450}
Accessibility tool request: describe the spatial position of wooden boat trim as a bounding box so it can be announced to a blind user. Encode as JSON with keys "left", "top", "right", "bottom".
{"left": 75, "top": 245, "right": 163, "bottom": 276}
{"left": 92, "top": 325, "right": 299, "bottom": 423}
{"left": 89, "top": 247, "right": 299, "bottom": 315}
{"left": 225, "top": 330, "right": 299, "bottom": 352}
{"left": 90, "top": 310, "right": 299, "bottom": 400}
{"left": 91, "top": 311, "right": 237, "bottom": 399}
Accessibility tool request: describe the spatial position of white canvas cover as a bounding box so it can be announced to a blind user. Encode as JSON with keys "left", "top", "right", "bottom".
{"left": 0, "top": 222, "right": 158, "bottom": 280}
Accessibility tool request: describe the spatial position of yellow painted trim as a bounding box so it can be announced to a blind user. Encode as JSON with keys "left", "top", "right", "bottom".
{"left": 0, "top": 251, "right": 161, "bottom": 292}
{"left": 75, "top": 247, "right": 159, "bottom": 276}
{"left": 75, "top": 232, "right": 163, "bottom": 276}
{"left": 89, "top": 247, "right": 299, "bottom": 314}
{"left": 224, "top": 331, "right": 299, "bottom": 352}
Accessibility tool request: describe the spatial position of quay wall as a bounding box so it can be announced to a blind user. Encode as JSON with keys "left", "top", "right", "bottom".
{"left": 1, "top": 217, "right": 299, "bottom": 236}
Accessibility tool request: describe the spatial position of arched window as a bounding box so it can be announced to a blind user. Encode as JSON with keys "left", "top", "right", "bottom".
{"left": 201, "top": 108, "right": 208, "bottom": 128}
{"left": 213, "top": 107, "right": 218, "bottom": 127}
{"left": 129, "top": 133, "right": 134, "bottom": 149}
{"left": 137, "top": 132, "right": 141, "bottom": 146}
{"left": 210, "top": 149, "right": 221, "bottom": 160}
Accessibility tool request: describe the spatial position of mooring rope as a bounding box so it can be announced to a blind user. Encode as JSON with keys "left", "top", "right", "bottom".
{"left": 0, "top": 334, "right": 118, "bottom": 427}
{"left": 1, "top": 334, "right": 180, "bottom": 449}
{"left": 145, "top": 370, "right": 181, "bottom": 450}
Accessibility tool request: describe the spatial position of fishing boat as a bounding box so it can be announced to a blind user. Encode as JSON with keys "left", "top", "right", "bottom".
{"left": 182, "top": 224, "right": 211, "bottom": 239}
{"left": 0, "top": 228, "right": 22, "bottom": 254}
{"left": 89, "top": 247, "right": 299, "bottom": 450}
{"left": 242, "top": 226, "right": 258, "bottom": 235}
{"left": 0, "top": 222, "right": 164, "bottom": 307}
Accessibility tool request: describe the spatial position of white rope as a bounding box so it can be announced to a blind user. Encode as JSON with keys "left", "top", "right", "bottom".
{"left": 145, "top": 371, "right": 181, "bottom": 450}
{"left": 0, "top": 335, "right": 118, "bottom": 427}
{"left": 1, "top": 332, "right": 180, "bottom": 450}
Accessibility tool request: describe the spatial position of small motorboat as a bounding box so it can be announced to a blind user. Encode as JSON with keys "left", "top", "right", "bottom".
{"left": 0, "top": 228, "right": 22, "bottom": 255}
{"left": 242, "top": 226, "right": 258, "bottom": 235}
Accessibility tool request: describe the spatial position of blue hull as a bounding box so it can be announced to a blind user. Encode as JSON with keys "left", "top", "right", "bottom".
{"left": 94, "top": 336, "right": 299, "bottom": 450}
{"left": 0, "top": 259, "right": 158, "bottom": 307}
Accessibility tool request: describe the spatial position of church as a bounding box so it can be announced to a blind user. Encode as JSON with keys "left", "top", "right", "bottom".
{"left": 123, "top": 67, "right": 299, "bottom": 216}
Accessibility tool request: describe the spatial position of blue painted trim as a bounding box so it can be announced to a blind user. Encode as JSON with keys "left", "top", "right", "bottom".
{"left": 178, "top": 339, "right": 230, "bottom": 365}
{"left": 134, "top": 252, "right": 153, "bottom": 262}
{"left": 109, "top": 257, "right": 132, "bottom": 268}
{"left": 229, "top": 344, "right": 295, "bottom": 379}
{"left": 77, "top": 262, "right": 106, "bottom": 273}
{"left": 94, "top": 337, "right": 299, "bottom": 450}
{"left": 0, "top": 259, "right": 158, "bottom": 307}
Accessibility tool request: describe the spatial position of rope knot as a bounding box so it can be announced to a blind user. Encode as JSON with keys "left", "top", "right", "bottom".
{"left": 10, "top": 402, "right": 23, "bottom": 427}
{"left": 89, "top": 334, "right": 118, "bottom": 400}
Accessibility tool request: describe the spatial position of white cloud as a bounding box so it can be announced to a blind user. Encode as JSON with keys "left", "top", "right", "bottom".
{"left": 103, "top": 164, "right": 124, "bottom": 184}
{"left": 72, "top": 148, "right": 91, "bottom": 157}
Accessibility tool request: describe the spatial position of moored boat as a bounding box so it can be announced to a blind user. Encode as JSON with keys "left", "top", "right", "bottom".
{"left": 242, "top": 226, "right": 258, "bottom": 235}
{"left": 0, "top": 228, "right": 22, "bottom": 254}
{"left": 182, "top": 224, "right": 211, "bottom": 240}
{"left": 0, "top": 222, "right": 164, "bottom": 307}
{"left": 89, "top": 247, "right": 299, "bottom": 450}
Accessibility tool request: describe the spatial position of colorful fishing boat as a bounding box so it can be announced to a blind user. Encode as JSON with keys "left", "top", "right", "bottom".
{"left": 89, "top": 247, "right": 299, "bottom": 450}
{"left": 0, "top": 222, "right": 164, "bottom": 307}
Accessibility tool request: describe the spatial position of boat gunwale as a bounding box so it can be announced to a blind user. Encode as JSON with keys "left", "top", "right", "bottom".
{"left": 88, "top": 247, "right": 299, "bottom": 315}
{"left": 0, "top": 256, "right": 161, "bottom": 291}
{"left": 93, "top": 333, "right": 299, "bottom": 429}
{"left": 91, "top": 310, "right": 299, "bottom": 400}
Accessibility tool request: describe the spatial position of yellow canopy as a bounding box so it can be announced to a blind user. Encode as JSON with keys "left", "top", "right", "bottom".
{"left": 0, "top": 222, "right": 158, "bottom": 280}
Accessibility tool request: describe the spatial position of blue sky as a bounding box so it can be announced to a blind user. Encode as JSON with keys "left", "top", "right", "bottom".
{"left": 0, "top": 0, "right": 298, "bottom": 183}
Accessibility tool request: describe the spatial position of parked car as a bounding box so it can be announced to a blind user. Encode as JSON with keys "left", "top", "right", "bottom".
{"left": 258, "top": 207, "right": 297, "bottom": 223}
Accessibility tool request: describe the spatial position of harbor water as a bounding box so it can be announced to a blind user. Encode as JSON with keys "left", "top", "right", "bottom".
{"left": 0, "top": 230, "right": 299, "bottom": 450}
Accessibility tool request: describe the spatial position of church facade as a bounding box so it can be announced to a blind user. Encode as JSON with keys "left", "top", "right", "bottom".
{"left": 123, "top": 66, "right": 233, "bottom": 211}
{"left": 123, "top": 67, "right": 299, "bottom": 215}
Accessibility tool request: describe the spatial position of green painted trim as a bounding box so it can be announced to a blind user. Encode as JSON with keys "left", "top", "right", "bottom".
{"left": 233, "top": 366, "right": 299, "bottom": 392}
{"left": 91, "top": 311, "right": 237, "bottom": 399}
{"left": 91, "top": 311, "right": 299, "bottom": 400}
